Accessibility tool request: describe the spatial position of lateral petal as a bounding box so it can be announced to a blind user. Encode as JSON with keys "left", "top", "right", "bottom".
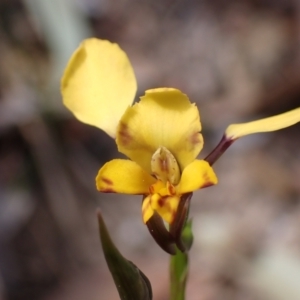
{"left": 177, "top": 160, "right": 218, "bottom": 194}
{"left": 96, "top": 159, "right": 155, "bottom": 194}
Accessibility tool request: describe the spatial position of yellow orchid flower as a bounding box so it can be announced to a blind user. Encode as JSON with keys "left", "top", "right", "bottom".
{"left": 61, "top": 38, "right": 300, "bottom": 253}
{"left": 97, "top": 88, "right": 218, "bottom": 224}
{"left": 61, "top": 38, "right": 218, "bottom": 226}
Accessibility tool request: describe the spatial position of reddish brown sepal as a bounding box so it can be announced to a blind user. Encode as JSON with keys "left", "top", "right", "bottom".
{"left": 204, "top": 134, "right": 235, "bottom": 166}
{"left": 146, "top": 211, "right": 176, "bottom": 255}
{"left": 169, "top": 193, "right": 192, "bottom": 252}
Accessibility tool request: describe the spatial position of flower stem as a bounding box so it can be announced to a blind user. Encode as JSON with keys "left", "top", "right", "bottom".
{"left": 169, "top": 221, "right": 193, "bottom": 300}
{"left": 170, "top": 248, "right": 188, "bottom": 300}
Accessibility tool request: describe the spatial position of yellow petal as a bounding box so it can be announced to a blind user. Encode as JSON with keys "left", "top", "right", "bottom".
{"left": 149, "top": 181, "right": 175, "bottom": 197}
{"left": 226, "top": 107, "right": 300, "bottom": 139}
{"left": 61, "top": 38, "right": 137, "bottom": 138}
{"left": 151, "top": 195, "right": 180, "bottom": 224}
{"left": 116, "top": 88, "right": 203, "bottom": 173}
{"left": 96, "top": 159, "right": 155, "bottom": 194}
{"left": 177, "top": 160, "right": 218, "bottom": 194}
{"left": 142, "top": 196, "right": 154, "bottom": 223}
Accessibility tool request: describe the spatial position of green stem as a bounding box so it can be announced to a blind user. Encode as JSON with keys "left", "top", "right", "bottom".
{"left": 170, "top": 248, "right": 188, "bottom": 300}
{"left": 169, "top": 221, "right": 193, "bottom": 300}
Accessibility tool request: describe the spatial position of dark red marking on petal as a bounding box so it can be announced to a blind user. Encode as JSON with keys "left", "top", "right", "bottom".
{"left": 169, "top": 211, "right": 177, "bottom": 224}
{"left": 199, "top": 172, "right": 214, "bottom": 189}
{"left": 158, "top": 197, "right": 165, "bottom": 207}
{"left": 149, "top": 184, "right": 155, "bottom": 194}
{"left": 167, "top": 183, "right": 176, "bottom": 195}
{"left": 201, "top": 181, "right": 214, "bottom": 189}
{"left": 101, "top": 177, "right": 113, "bottom": 185}
{"left": 118, "top": 122, "right": 132, "bottom": 146}
{"left": 159, "top": 157, "right": 169, "bottom": 173}
{"left": 190, "top": 132, "right": 203, "bottom": 145}
{"left": 100, "top": 188, "right": 115, "bottom": 193}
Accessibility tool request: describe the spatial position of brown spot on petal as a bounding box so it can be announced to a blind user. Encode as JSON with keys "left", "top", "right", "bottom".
{"left": 149, "top": 184, "right": 155, "bottom": 194}
{"left": 159, "top": 157, "right": 169, "bottom": 173}
{"left": 158, "top": 197, "right": 165, "bottom": 207}
{"left": 190, "top": 132, "right": 203, "bottom": 145}
{"left": 201, "top": 182, "right": 214, "bottom": 189}
{"left": 100, "top": 187, "right": 115, "bottom": 193}
{"left": 200, "top": 172, "right": 214, "bottom": 189}
{"left": 101, "top": 177, "right": 113, "bottom": 185}
{"left": 167, "top": 182, "right": 176, "bottom": 195}
{"left": 118, "top": 122, "right": 132, "bottom": 146}
{"left": 158, "top": 197, "right": 176, "bottom": 223}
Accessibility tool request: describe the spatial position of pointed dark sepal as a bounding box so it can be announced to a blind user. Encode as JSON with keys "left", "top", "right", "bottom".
{"left": 204, "top": 134, "right": 235, "bottom": 166}
{"left": 146, "top": 211, "right": 176, "bottom": 255}
{"left": 169, "top": 193, "right": 192, "bottom": 252}
{"left": 97, "top": 210, "right": 153, "bottom": 300}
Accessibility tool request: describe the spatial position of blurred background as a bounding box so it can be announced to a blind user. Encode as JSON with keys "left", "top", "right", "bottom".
{"left": 0, "top": 0, "right": 300, "bottom": 299}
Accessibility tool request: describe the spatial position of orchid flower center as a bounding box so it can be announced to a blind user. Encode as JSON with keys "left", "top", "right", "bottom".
{"left": 144, "top": 147, "right": 182, "bottom": 223}
{"left": 151, "top": 146, "right": 180, "bottom": 185}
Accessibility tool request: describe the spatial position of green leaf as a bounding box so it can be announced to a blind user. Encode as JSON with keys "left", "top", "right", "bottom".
{"left": 97, "top": 210, "right": 152, "bottom": 300}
